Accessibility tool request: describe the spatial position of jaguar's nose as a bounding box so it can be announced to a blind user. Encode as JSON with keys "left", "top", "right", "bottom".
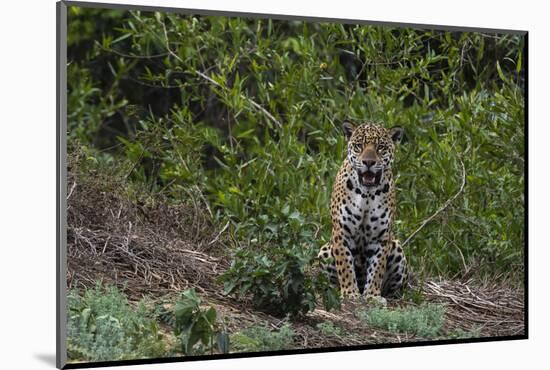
{"left": 362, "top": 159, "right": 376, "bottom": 168}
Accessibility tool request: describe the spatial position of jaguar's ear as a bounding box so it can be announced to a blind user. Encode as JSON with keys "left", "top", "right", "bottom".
{"left": 389, "top": 126, "right": 404, "bottom": 143}
{"left": 342, "top": 121, "right": 356, "bottom": 141}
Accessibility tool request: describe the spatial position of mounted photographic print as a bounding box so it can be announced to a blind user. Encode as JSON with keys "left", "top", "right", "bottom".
{"left": 56, "top": 1, "right": 527, "bottom": 368}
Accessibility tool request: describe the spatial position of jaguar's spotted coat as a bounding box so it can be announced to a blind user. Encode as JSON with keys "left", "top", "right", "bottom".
{"left": 319, "top": 122, "right": 408, "bottom": 300}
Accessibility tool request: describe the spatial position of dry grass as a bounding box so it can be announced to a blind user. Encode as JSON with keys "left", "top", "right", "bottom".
{"left": 421, "top": 279, "right": 524, "bottom": 337}
{"left": 66, "top": 154, "right": 230, "bottom": 300}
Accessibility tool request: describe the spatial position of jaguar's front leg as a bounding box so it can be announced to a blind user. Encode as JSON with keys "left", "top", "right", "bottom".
{"left": 331, "top": 229, "right": 360, "bottom": 299}
{"left": 363, "top": 242, "right": 389, "bottom": 297}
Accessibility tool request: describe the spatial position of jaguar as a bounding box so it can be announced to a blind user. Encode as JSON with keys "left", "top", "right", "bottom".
{"left": 318, "top": 122, "right": 408, "bottom": 300}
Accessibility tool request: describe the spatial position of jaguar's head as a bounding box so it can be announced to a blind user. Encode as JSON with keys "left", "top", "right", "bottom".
{"left": 342, "top": 121, "right": 404, "bottom": 187}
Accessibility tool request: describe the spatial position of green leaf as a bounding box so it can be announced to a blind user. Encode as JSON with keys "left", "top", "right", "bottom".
{"left": 174, "top": 289, "right": 201, "bottom": 335}
{"left": 193, "top": 316, "right": 212, "bottom": 346}
{"left": 281, "top": 204, "right": 290, "bottom": 215}
{"left": 223, "top": 281, "right": 237, "bottom": 295}
{"left": 111, "top": 32, "right": 132, "bottom": 45}
{"left": 496, "top": 60, "right": 506, "bottom": 83}
{"left": 204, "top": 307, "right": 217, "bottom": 325}
{"left": 185, "top": 323, "right": 204, "bottom": 353}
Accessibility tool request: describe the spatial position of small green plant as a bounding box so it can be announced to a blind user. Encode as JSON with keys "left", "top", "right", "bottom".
{"left": 230, "top": 324, "right": 295, "bottom": 352}
{"left": 356, "top": 303, "right": 446, "bottom": 339}
{"left": 447, "top": 327, "right": 482, "bottom": 339}
{"left": 402, "top": 277, "right": 425, "bottom": 305}
{"left": 174, "top": 289, "right": 229, "bottom": 355}
{"left": 66, "top": 283, "right": 166, "bottom": 362}
{"left": 316, "top": 321, "right": 343, "bottom": 337}
{"left": 221, "top": 245, "right": 340, "bottom": 317}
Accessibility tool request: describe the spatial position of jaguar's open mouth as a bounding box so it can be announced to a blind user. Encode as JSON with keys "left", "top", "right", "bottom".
{"left": 359, "top": 170, "right": 382, "bottom": 187}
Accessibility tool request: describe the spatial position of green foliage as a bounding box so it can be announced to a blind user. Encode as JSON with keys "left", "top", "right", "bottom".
{"left": 174, "top": 289, "right": 229, "bottom": 355}
{"left": 356, "top": 303, "right": 446, "bottom": 339}
{"left": 67, "top": 6, "right": 525, "bottom": 313}
{"left": 221, "top": 242, "right": 340, "bottom": 317}
{"left": 230, "top": 324, "right": 295, "bottom": 352}
{"left": 316, "top": 321, "right": 343, "bottom": 337}
{"left": 66, "top": 284, "right": 167, "bottom": 361}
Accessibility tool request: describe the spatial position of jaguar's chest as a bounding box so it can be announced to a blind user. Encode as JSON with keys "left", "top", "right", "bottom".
{"left": 339, "top": 172, "right": 393, "bottom": 242}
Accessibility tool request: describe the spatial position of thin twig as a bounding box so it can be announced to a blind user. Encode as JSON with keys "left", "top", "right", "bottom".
{"left": 443, "top": 235, "right": 468, "bottom": 273}
{"left": 67, "top": 181, "right": 77, "bottom": 200}
{"left": 194, "top": 185, "right": 214, "bottom": 219}
{"left": 123, "top": 150, "right": 144, "bottom": 180}
{"left": 209, "top": 221, "right": 230, "bottom": 245}
{"left": 402, "top": 159, "right": 466, "bottom": 248}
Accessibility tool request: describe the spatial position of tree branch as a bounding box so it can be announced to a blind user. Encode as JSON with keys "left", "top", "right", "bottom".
{"left": 402, "top": 158, "right": 466, "bottom": 248}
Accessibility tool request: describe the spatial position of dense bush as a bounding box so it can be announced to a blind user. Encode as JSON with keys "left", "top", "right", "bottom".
{"left": 67, "top": 284, "right": 167, "bottom": 361}
{"left": 67, "top": 6, "right": 525, "bottom": 315}
{"left": 221, "top": 242, "right": 340, "bottom": 316}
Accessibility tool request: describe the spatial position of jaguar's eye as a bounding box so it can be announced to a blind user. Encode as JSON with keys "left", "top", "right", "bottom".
{"left": 353, "top": 143, "right": 363, "bottom": 151}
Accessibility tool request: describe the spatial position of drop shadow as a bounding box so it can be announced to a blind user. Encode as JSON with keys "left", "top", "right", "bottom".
{"left": 34, "top": 353, "right": 57, "bottom": 367}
